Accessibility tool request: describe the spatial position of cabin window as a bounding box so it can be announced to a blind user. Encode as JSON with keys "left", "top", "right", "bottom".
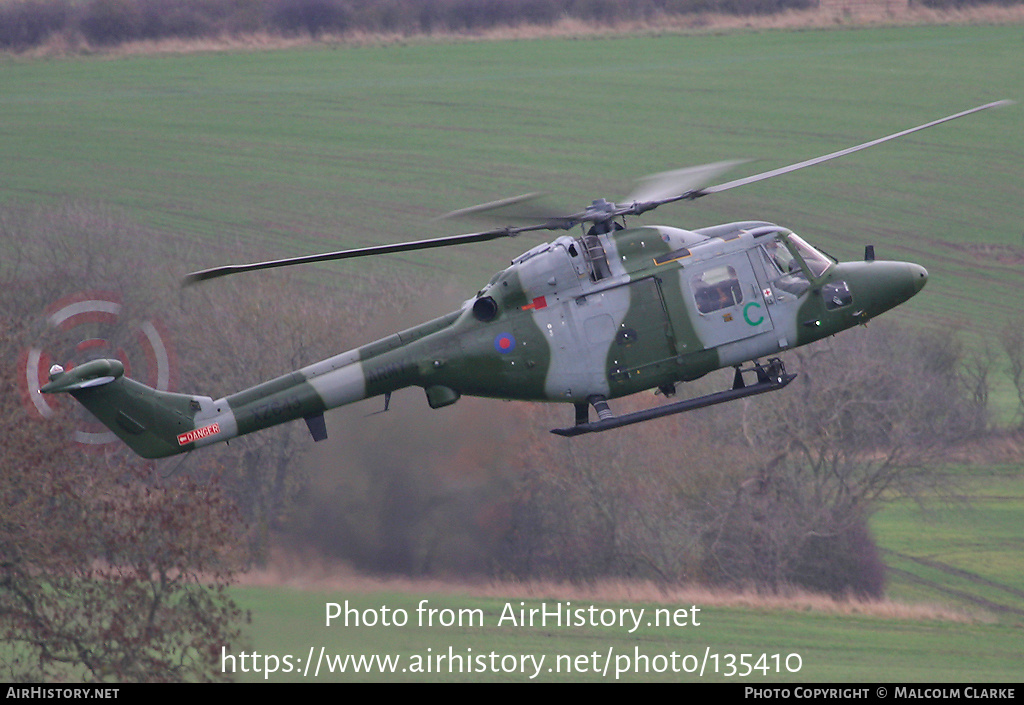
{"left": 693, "top": 265, "right": 743, "bottom": 314}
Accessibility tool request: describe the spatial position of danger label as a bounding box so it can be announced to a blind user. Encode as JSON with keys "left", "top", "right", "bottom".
{"left": 177, "top": 423, "right": 220, "bottom": 446}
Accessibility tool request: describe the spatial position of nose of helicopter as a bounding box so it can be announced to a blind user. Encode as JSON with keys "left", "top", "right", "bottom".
{"left": 829, "top": 259, "right": 930, "bottom": 323}
{"left": 910, "top": 263, "right": 928, "bottom": 294}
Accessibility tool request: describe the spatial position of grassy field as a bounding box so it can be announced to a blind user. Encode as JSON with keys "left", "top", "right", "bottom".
{"left": 1, "top": 25, "right": 1021, "bottom": 329}
{"left": 3, "top": 24, "right": 1023, "bottom": 682}
{"left": 875, "top": 465, "right": 1024, "bottom": 618}
{"left": 227, "top": 578, "right": 1023, "bottom": 682}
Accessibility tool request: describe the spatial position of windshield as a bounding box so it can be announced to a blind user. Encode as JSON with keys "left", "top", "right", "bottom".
{"left": 788, "top": 233, "right": 833, "bottom": 278}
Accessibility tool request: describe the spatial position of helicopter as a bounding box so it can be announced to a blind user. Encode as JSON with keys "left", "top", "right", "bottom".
{"left": 41, "top": 101, "right": 1009, "bottom": 459}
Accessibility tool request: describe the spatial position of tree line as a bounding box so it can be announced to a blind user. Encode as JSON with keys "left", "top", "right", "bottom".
{"left": 4, "top": 0, "right": 1023, "bottom": 53}
{"left": 0, "top": 0, "right": 821, "bottom": 51}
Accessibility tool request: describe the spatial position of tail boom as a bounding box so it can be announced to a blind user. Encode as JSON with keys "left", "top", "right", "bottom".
{"left": 40, "top": 310, "right": 462, "bottom": 459}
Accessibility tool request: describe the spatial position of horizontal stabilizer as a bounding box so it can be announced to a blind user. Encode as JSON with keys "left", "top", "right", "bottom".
{"left": 40, "top": 359, "right": 123, "bottom": 394}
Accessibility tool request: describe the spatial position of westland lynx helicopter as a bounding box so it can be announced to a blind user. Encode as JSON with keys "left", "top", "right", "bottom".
{"left": 42, "top": 101, "right": 1009, "bottom": 459}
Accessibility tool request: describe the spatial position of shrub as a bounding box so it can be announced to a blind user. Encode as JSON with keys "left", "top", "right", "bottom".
{"left": 0, "top": 0, "right": 72, "bottom": 50}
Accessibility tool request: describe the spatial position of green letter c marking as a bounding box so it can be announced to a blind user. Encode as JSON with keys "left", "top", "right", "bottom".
{"left": 743, "top": 302, "right": 764, "bottom": 326}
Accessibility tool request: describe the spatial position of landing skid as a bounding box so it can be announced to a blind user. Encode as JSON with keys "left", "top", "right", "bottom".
{"left": 551, "top": 359, "right": 796, "bottom": 437}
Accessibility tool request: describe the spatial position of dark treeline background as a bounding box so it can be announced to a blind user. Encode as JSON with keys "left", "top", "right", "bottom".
{"left": 0, "top": 0, "right": 843, "bottom": 51}
{"left": 4, "top": 0, "right": 1019, "bottom": 52}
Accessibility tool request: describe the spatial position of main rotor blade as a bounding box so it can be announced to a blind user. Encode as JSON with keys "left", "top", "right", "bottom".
{"left": 697, "top": 100, "right": 1013, "bottom": 197}
{"left": 626, "top": 159, "right": 748, "bottom": 205}
{"left": 184, "top": 100, "right": 1011, "bottom": 287}
{"left": 182, "top": 227, "right": 530, "bottom": 286}
{"left": 441, "top": 192, "right": 554, "bottom": 223}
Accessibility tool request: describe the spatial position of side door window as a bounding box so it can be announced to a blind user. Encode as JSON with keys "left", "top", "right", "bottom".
{"left": 692, "top": 265, "right": 743, "bottom": 314}
{"left": 688, "top": 255, "right": 773, "bottom": 348}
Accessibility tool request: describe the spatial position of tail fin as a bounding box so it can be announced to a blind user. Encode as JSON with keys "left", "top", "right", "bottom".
{"left": 40, "top": 359, "right": 226, "bottom": 459}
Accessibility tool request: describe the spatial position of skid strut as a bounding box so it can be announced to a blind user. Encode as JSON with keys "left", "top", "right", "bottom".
{"left": 552, "top": 359, "right": 795, "bottom": 437}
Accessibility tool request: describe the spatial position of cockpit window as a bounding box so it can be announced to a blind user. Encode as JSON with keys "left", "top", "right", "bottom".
{"left": 693, "top": 265, "right": 743, "bottom": 314}
{"left": 762, "top": 238, "right": 800, "bottom": 276}
{"left": 759, "top": 233, "right": 832, "bottom": 297}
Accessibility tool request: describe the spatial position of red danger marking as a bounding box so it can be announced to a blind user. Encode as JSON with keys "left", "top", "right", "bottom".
{"left": 177, "top": 423, "right": 220, "bottom": 446}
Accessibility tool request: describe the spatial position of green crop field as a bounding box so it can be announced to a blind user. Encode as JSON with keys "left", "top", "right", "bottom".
{"left": 226, "top": 578, "right": 1024, "bottom": 682}
{"left": 875, "top": 465, "right": 1024, "bottom": 616}
{"left": 1, "top": 25, "right": 1021, "bottom": 329}
{"left": 3, "top": 24, "right": 1023, "bottom": 682}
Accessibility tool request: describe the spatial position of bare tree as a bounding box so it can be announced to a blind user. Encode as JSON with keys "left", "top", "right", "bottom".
{"left": 0, "top": 335, "right": 247, "bottom": 681}
{"left": 1, "top": 203, "right": 250, "bottom": 681}
{"left": 703, "top": 323, "right": 976, "bottom": 595}
{"left": 1000, "top": 320, "right": 1024, "bottom": 428}
{"left": 496, "top": 393, "right": 751, "bottom": 585}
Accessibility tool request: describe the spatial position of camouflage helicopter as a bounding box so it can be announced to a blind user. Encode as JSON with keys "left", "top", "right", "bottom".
{"left": 41, "top": 101, "right": 1009, "bottom": 459}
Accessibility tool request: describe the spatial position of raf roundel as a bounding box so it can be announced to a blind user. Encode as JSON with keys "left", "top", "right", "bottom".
{"left": 494, "top": 332, "right": 516, "bottom": 354}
